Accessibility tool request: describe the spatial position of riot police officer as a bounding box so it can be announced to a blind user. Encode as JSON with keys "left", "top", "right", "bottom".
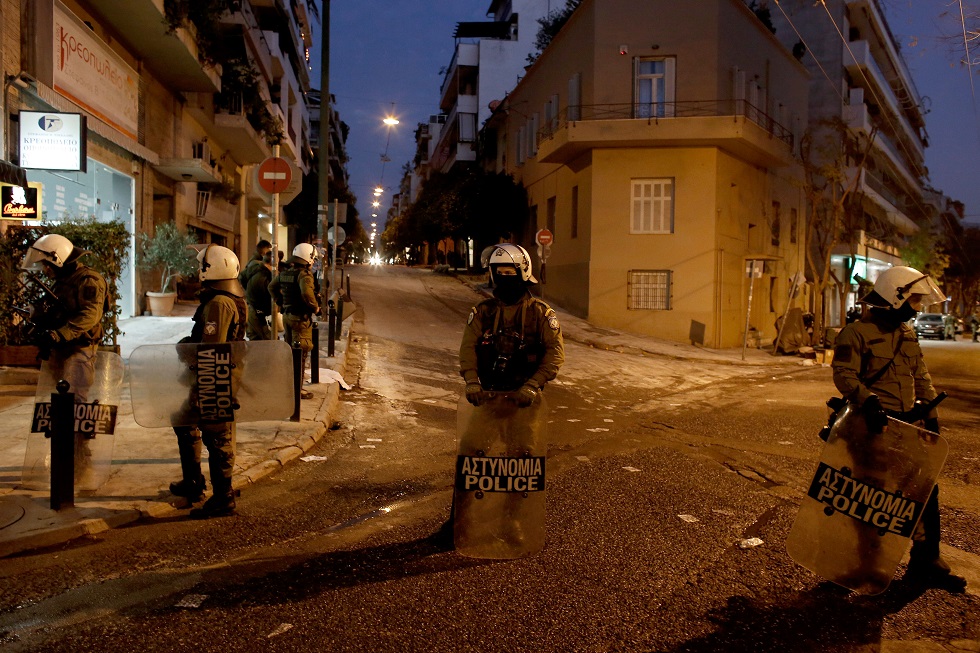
{"left": 832, "top": 265, "right": 965, "bottom": 591}
{"left": 240, "top": 239, "right": 271, "bottom": 340}
{"left": 244, "top": 251, "right": 275, "bottom": 340}
{"left": 269, "top": 243, "right": 320, "bottom": 399}
{"left": 20, "top": 233, "right": 108, "bottom": 400}
{"left": 170, "top": 244, "right": 247, "bottom": 519}
{"left": 460, "top": 243, "right": 564, "bottom": 405}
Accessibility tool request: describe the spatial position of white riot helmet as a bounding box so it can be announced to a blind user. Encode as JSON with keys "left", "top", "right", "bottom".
{"left": 482, "top": 243, "right": 538, "bottom": 284}
{"left": 863, "top": 265, "right": 946, "bottom": 309}
{"left": 292, "top": 243, "right": 318, "bottom": 265}
{"left": 197, "top": 244, "right": 240, "bottom": 282}
{"left": 22, "top": 233, "right": 75, "bottom": 270}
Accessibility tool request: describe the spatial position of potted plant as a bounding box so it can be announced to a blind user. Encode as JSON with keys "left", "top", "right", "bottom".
{"left": 137, "top": 222, "right": 199, "bottom": 316}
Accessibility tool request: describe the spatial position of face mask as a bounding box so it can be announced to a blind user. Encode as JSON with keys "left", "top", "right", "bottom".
{"left": 494, "top": 277, "right": 525, "bottom": 304}
{"left": 895, "top": 302, "right": 917, "bottom": 323}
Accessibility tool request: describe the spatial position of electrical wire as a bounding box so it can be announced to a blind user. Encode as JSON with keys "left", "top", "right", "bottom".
{"left": 773, "top": 0, "right": 846, "bottom": 104}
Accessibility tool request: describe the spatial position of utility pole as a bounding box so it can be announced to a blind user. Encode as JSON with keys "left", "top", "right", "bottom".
{"left": 317, "top": 0, "right": 331, "bottom": 310}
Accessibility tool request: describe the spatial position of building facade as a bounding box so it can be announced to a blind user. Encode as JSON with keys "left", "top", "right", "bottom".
{"left": 770, "top": 0, "right": 936, "bottom": 323}
{"left": 487, "top": 0, "right": 809, "bottom": 348}
{"left": 2, "top": 0, "right": 321, "bottom": 316}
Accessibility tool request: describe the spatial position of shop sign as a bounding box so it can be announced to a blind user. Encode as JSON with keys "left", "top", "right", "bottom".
{"left": 20, "top": 111, "right": 87, "bottom": 172}
{"left": 53, "top": 1, "right": 139, "bottom": 140}
{"left": 0, "top": 183, "right": 41, "bottom": 221}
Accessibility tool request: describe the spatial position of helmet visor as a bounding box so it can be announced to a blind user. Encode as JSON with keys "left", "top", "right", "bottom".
{"left": 906, "top": 274, "right": 947, "bottom": 308}
{"left": 21, "top": 247, "right": 48, "bottom": 271}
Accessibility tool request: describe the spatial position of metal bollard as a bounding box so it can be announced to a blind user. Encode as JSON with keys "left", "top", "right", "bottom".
{"left": 290, "top": 343, "right": 301, "bottom": 422}
{"left": 50, "top": 380, "right": 75, "bottom": 510}
{"left": 311, "top": 321, "right": 320, "bottom": 384}
{"left": 327, "top": 301, "right": 336, "bottom": 358}
{"left": 346, "top": 273, "right": 351, "bottom": 300}
{"left": 335, "top": 296, "right": 344, "bottom": 342}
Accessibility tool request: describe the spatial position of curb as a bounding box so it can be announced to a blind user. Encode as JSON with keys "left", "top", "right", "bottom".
{"left": 0, "top": 321, "right": 353, "bottom": 558}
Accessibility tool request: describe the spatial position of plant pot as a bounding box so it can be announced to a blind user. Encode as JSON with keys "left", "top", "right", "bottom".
{"left": 146, "top": 291, "right": 178, "bottom": 317}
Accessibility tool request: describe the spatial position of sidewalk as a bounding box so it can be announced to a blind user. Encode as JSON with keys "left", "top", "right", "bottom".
{"left": 0, "top": 301, "right": 355, "bottom": 558}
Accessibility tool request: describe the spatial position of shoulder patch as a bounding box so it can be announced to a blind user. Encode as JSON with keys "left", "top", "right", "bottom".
{"left": 546, "top": 310, "right": 560, "bottom": 331}
{"left": 82, "top": 285, "right": 98, "bottom": 301}
{"left": 833, "top": 344, "right": 852, "bottom": 363}
{"left": 204, "top": 322, "right": 218, "bottom": 335}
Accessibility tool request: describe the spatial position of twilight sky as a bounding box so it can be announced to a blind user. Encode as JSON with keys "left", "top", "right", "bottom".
{"left": 312, "top": 1, "right": 980, "bottom": 227}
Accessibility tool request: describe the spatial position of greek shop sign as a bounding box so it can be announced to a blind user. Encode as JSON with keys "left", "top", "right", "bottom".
{"left": 456, "top": 456, "right": 546, "bottom": 493}
{"left": 52, "top": 1, "right": 139, "bottom": 140}
{"left": 19, "top": 112, "right": 86, "bottom": 172}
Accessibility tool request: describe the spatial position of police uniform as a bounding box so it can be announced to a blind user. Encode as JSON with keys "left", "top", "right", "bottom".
{"left": 245, "top": 263, "right": 273, "bottom": 340}
{"left": 43, "top": 261, "right": 108, "bottom": 403}
{"left": 833, "top": 308, "right": 959, "bottom": 589}
{"left": 460, "top": 293, "right": 564, "bottom": 394}
{"left": 269, "top": 258, "right": 319, "bottom": 379}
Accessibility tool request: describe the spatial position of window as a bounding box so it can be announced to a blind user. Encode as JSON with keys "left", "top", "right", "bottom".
{"left": 517, "top": 125, "right": 526, "bottom": 163}
{"left": 550, "top": 93, "right": 560, "bottom": 131}
{"left": 630, "top": 178, "right": 673, "bottom": 234}
{"left": 547, "top": 196, "right": 556, "bottom": 234}
{"left": 628, "top": 270, "right": 672, "bottom": 310}
{"left": 790, "top": 208, "right": 798, "bottom": 244}
{"left": 571, "top": 185, "right": 579, "bottom": 239}
{"left": 770, "top": 201, "right": 781, "bottom": 246}
{"left": 635, "top": 57, "right": 675, "bottom": 118}
{"left": 459, "top": 113, "right": 476, "bottom": 142}
{"left": 529, "top": 113, "right": 539, "bottom": 156}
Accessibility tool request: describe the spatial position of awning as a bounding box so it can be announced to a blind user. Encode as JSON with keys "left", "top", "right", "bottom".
{"left": 0, "top": 160, "right": 28, "bottom": 187}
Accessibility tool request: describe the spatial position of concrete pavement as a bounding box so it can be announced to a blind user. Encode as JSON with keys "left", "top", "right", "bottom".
{"left": 0, "top": 269, "right": 805, "bottom": 558}
{"left": 0, "top": 300, "right": 355, "bottom": 558}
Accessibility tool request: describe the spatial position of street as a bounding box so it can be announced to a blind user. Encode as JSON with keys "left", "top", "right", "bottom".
{"left": 0, "top": 264, "right": 978, "bottom": 652}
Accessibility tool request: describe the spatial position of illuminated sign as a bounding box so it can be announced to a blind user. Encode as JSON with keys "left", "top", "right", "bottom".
{"left": 0, "top": 184, "right": 39, "bottom": 220}
{"left": 19, "top": 111, "right": 87, "bottom": 172}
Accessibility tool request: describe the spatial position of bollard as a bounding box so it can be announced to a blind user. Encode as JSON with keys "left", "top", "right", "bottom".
{"left": 311, "top": 321, "right": 320, "bottom": 384}
{"left": 291, "top": 343, "right": 301, "bottom": 422}
{"left": 346, "top": 273, "right": 351, "bottom": 300}
{"left": 335, "top": 296, "right": 344, "bottom": 342}
{"left": 50, "top": 380, "right": 75, "bottom": 510}
{"left": 327, "top": 301, "right": 336, "bottom": 358}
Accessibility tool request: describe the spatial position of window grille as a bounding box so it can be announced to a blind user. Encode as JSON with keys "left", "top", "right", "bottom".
{"left": 628, "top": 270, "right": 671, "bottom": 310}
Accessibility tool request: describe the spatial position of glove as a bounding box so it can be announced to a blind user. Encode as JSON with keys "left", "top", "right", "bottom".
{"left": 465, "top": 383, "right": 488, "bottom": 406}
{"left": 37, "top": 330, "right": 61, "bottom": 349}
{"left": 514, "top": 384, "right": 538, "bottom": 408}
{"left": 862, "top": 395, "right": 888, "bottom": 434}
{"left": 923, "top": 417, "right": 940, "bottom": 434}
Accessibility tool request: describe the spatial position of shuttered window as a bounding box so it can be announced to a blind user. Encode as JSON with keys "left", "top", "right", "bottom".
{"left": 630, "top": 178, "right": 673, "bottom": 234}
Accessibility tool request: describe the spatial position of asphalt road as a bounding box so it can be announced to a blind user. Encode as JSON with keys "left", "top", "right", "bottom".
{"left": 0, "top": 265, "right": 977, "bottom": 652}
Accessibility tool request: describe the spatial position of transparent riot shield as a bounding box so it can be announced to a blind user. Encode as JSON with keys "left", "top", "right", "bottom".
{"left": 786, "top": 405, "right": 948, "bottom": 594}
{"left": 22, "top": 351, "right": 125, "bottom": 492}
{"left": 454, "top": 392, "right": 548, "bottom": 559}
{"left": 129, "top": 341, "right": 294, "bottom": 427}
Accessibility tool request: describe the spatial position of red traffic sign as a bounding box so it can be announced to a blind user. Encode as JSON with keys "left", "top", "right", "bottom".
{"left": 258, "top": 157, "right": 291, "bottom": 194}
{"left": 535, "top": 228, "right": 554, "bottom": 246}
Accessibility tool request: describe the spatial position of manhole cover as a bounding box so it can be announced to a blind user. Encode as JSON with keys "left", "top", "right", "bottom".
{"left": 0, "top": 502, "right": 26, "bottom": 530}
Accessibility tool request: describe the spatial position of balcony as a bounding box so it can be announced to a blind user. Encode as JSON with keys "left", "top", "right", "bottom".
{"left": 845, "top": 167, "right": 918, "bottom": 236}
{"left": 536, "top": 101, "right": 795, "bottom": 168}
{"left": 842, "top": 40, "right": 925, "bottom": 162}
{"left": 440, "top": 43, "right": 479, "bottom": 110}
{"left": 85, "top": 0, "right": 220, "bottom": 93}
{"left": 154, "top": 141, "right": 222, "bottom": 183}
{"left": 843, "top": 101, "right": 923, "bottom": 194}
{"left": 214, "top": 94, "right": 272, "bottom": 164}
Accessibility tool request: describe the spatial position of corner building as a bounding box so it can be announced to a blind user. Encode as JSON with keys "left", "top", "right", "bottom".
{"left": 487, "top": 0, "right": 809, "bottom": 348}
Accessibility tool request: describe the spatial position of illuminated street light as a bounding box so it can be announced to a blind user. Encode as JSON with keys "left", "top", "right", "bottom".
{"left": 372, "top": 200, "right": 380, "bottom": 208}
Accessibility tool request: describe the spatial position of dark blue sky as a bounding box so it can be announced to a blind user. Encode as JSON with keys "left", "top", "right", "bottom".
{"left": 312, "top": 1, "right": 980, "bottom": 227}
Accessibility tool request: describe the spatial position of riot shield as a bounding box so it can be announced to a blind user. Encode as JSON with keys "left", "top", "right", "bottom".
{"left": 129, "top": 341, "right": 295, "bottom": 427}
{"left": 786, "top": 405, "right": 947, "bottom": 594}
{"left": 22, "top": 351, "right": 125, "bottom": 492}
{"left": 454, "top": 392, "right": 548, "bottom": 559}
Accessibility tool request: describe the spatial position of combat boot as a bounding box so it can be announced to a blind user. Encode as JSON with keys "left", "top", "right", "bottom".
{"left": 169, "top": 474, "right": 206, "bottom": 503}
{"left": 190, "top": 492, "right": 236, "bottom": 519}
{"left": 904, "top": 542, "right": 967, "bottom": 592}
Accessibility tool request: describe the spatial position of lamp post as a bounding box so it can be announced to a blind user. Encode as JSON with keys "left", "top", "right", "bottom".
{"left": 317, "top": 0, "right": 331, "bottom": 311}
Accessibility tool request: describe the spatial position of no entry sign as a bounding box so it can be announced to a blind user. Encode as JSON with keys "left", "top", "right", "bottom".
{"left": 258, "top": 157, "right": 291, "bottom": 194}
{"left": 535, "top": 229, "right": 554, "bottom": 246}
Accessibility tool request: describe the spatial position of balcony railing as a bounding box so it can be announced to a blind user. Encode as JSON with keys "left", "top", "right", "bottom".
{"left": 538, "top": 100, "right": 794, "bottom": 148}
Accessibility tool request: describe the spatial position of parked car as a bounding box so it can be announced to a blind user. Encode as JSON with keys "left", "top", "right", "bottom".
{"left": 913, "top": 313, "right": 954, "bottom": 340}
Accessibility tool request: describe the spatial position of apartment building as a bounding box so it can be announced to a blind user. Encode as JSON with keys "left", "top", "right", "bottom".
{"left": 2, "top": 0, "right": 318, "bottom": 316}
{"left": 770, "top": 0, "right": 934, "bottom": 323}
{"left": 485, "top": 0, "right": 809, "bottom": 348}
